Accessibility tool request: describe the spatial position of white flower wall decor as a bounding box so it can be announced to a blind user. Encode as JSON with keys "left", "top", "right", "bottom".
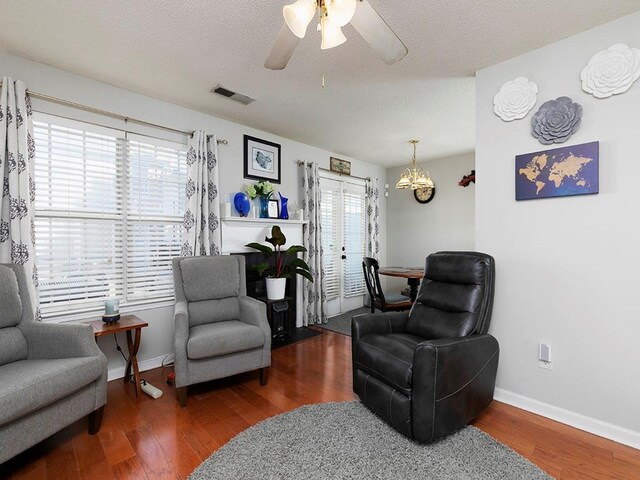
{"left": 493, "top": 77, "right": 539, "bottom": 122}
{"left": 581, "top": 43, "right": 640, "bottom": 99}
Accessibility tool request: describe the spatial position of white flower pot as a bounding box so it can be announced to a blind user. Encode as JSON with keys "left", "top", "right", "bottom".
{"left": 266, "top": 277, "right": 286, "bottom": 300}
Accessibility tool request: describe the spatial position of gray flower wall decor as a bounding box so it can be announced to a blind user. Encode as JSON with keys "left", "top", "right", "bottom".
{"left": 531, "top": 96, "right": 583, "bottom": 145}
{"left": 581, "top": 43, "right": 640, "bottom": 99}
{"left": 493, "top": 77, "right": 539, "bottom": 121}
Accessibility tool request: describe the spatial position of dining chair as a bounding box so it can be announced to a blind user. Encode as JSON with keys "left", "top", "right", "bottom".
{"left": 362, "top": 257, "right": 413, "bottom": 313}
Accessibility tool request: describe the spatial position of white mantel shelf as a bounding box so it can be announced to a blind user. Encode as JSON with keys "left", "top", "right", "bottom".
{"left": 220, "top": 217, "right": 307, "bottom": 254}
{"left": 222, "top": 216, "right": 307, "bottom": 225}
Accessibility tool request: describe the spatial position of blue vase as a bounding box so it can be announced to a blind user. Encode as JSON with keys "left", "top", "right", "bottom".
{"left": 279, "top": 192, "right": 289, "bottom": 220}
{"left": 234, "top": 192, "right": 250, "bottom": 217}
{"left": 259, "top": 196, "right": 270, "bottom": 218}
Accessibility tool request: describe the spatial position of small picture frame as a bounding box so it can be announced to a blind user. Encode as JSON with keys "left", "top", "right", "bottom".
{"left": 244, "top": 135, "right": 281, "bottom": 184}
{"left": 330, "top": 157, "right": 351, "bottom": 175}
{"left": 268, "top": 199, "right": 280, "bottom": 219}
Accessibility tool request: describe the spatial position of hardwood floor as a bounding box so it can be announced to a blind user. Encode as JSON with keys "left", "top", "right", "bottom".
{"left": 2, "top": 329, "right": 638, "bottom": 479}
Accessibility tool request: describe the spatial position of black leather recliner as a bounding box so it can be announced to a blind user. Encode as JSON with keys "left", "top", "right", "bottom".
{"left": 352, "top": 251, "right": 498, "bottom": 444}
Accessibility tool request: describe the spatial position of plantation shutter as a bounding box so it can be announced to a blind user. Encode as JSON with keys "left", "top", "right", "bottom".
{"left": 320, "top": 183, "right": 340, "bottom": 300}
{"left": 342, "top": 186, "right": 366, "bottom": 297}
{"left": 126, "top": 134, "right": 187, "bottom": 302}
{"left": 33, "top": 115, "right": 125, "bottom": 314}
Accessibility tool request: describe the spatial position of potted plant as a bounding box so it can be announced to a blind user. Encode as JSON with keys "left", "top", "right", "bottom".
{"left": 246, "top": 226, "right": 313, "bottom": 300}
{"left": 245, "top": 180, "right": 274, "bottom": 218}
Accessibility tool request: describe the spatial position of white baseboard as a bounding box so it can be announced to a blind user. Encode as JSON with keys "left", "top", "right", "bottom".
{"left": 107, "top": 353, "right": 170, "bottom": 382}
{"left": 494, "top": 387, "right": 640, "bottom": 450}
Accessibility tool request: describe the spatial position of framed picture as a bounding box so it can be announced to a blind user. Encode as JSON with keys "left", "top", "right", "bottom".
{"left": 330, "top": 157, "right": 351, "bottom": 175}
{"left": 515, "top": 141, "right": 599, "bottom": 201}
{"left": 268, "top": 199, "right": 280, "bottom": 219}
{"left": 244, "top": 135, "right": 281, "bottom": 184}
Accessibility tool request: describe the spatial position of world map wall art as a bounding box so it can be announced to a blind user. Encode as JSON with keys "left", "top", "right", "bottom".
{"left": 515, "top": 141, "right": 599, "bottom": 201}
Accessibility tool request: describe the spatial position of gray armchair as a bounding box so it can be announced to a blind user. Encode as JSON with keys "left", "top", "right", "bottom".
{"left": 172, "top": 256, "right": 271, "bottom": 406}
{"left": 0, "top": 264, "right": 107, "bottom": 465}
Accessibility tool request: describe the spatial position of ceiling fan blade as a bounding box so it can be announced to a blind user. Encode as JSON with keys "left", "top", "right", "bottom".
{"left": 265, "top": 24, "right": 301, "bottom": 70}
{"left": 350, "top": 0, "right": 408, "bottom": 65}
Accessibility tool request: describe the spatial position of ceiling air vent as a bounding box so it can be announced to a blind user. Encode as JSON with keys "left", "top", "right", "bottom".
{"left": 211, "top": 85, "right": 255, "bottom": 105}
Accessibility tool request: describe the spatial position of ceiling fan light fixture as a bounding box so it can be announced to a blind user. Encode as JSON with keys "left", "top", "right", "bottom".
{"left": 283, "top": 0, "right": 317, "bottom": 39}
{"left": 320, "top": 15, "right": 347, "bottom": 50}
{"left": 325, "top": 0, "right": 357, "bottom": 27}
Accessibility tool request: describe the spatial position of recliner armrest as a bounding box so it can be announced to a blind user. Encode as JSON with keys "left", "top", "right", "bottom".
{"left": 351, "top": 312, "right": 409, "bottom": 390}
{"left": 21, "top": 322, "right": 102, "bottom": 359}
{"left": 412, "top": 334, "right": 500, "bottom": 443}
{"left": 351, "top": 311, "right": 409, "bottom": 343}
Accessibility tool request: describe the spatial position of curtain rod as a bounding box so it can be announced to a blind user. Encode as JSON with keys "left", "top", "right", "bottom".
{"left": 296, "top": 160, "right": 370, "bottom": 181}
{"left": 0, "top": 81, "right": 228, "bottom": 145}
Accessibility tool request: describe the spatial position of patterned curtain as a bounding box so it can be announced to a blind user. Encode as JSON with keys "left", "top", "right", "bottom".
{"left": 366, "top": 177, "right": 380, "bottom": 259}
{"left": 181, "top": 131, "right": 221, "bottom": 256}
{"left": 301, "top": 161, "right": 327, "bottom": 325}
{"left": 0, "top": 77, "right": 39, "bottom": 318}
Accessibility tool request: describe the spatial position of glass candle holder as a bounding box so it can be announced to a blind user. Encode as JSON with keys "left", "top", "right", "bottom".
{"left": 105, "top": 298, "right": 120, "bottom": 315}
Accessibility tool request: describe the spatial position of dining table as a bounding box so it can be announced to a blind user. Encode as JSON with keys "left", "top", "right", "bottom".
{"left": 378, "top": 266, "right": 424, "bottom": 301}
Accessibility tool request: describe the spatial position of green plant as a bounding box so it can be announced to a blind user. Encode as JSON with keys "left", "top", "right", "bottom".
{"left": 245, "top": 180, "right": 274, "bottom": 200}
{"left": 246, "top": 226, "right": 313, "bottom": 282}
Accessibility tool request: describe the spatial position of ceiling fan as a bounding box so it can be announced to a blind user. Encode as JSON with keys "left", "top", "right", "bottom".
{"left": 265, "top": 0, "right": 408, "bottom": 70}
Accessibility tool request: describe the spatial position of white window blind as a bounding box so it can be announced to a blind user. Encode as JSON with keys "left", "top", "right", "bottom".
{"left": 126, "top": 135, "right": 186, "bottom": 302}
{"left": 33, "top": 114, "right": 187, "bottom": 317}
{"left": 342, "top": 188, "right": 366, "bottom": 297}
{"left": 320, "top": 186, "right": 340, "bottom": 300}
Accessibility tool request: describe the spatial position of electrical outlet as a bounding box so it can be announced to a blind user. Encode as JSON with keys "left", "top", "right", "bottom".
{"left": 538, "top": 343, "right": 553, "bottom": 370}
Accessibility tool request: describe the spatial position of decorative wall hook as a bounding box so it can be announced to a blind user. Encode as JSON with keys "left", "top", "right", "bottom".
{"left": 459, "top": 170, "right": 476, "bottom": 187}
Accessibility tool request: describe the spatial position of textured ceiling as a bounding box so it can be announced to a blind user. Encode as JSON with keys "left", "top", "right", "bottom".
{"left": 2, "top": 1, "right": 639, "bottom": 166}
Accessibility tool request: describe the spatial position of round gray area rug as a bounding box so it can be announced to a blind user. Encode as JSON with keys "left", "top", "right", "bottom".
{"left": 189, "top": 402, "right": 551, "bottom": 480}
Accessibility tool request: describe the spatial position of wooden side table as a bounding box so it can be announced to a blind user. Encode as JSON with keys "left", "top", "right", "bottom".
{"left": 90, "top": 315, "right": 149, "bottom": 399}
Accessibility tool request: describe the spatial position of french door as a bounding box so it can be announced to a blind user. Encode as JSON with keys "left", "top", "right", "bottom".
{"left": 320, "top": 175, "right": 367, "bottom": 317}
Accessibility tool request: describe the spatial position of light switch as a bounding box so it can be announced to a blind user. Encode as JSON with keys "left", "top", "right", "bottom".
{"left": 538, "top": 343, "right": 552, "bottom": 370}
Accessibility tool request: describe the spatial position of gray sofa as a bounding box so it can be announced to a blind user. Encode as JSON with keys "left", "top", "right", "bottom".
{"left": 172, "top": 255, "right": 271, "bottom": 406}
{"left": 0, "top": 264, "right": 107, "bottom": 465}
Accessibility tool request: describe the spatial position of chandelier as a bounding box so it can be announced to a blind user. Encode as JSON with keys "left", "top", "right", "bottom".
{"left": 395, "top": 140, "right": 435, "bottom": 190}
{"left": 283, "top": 0, "right": 357, "bottom": 50}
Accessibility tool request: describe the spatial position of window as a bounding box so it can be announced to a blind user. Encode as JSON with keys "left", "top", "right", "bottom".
{"left": 33, "top": 114, "right": 186, "bottom": 317}
{"left": 126, "top": 135, "right": 186, "bottom": 302}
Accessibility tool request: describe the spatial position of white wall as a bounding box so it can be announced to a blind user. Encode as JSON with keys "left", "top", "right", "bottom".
{"left": 386, "top": 152, "right": 475, "bottom": 293}
{"left": 0, "top": 52, "right": 387, "bottom": 378}
{"left": 476, "top": 11, "right": 640, "bottom": 447}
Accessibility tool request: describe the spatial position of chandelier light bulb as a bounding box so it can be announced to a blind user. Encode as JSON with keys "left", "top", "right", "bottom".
{"left": 325, "top": 0, "right": 357, "bottom": 27}
{"left": 395, "top": 170, "right": 412, "bottom": 189}
{"left": 283, "top": 0, "right": 317, "bottom": 39}
{"left": 321, "top": 15, "right": 347, "bottom": 50}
